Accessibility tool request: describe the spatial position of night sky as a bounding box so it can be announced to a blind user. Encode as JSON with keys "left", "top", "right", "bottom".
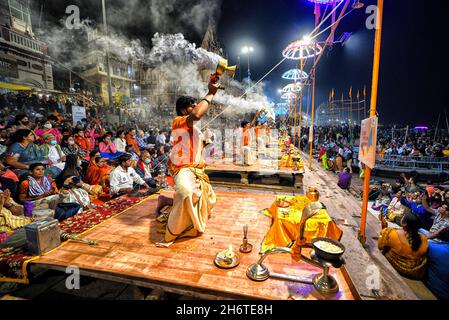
{"left": 38, "top": 0, "right": 449, "bottom": 126}
{"left": 218, "top": 0, "right": 449, "bottom": 126}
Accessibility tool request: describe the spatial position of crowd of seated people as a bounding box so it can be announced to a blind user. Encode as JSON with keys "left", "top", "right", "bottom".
{"left": 0, "top": 102, "right": 173, "bottom": 243}
{"left": 372, "top": 173, "right": 449, "bottom": 299}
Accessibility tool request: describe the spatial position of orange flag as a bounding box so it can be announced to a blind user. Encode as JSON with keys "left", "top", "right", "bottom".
{"left": 363, "top": 85, "right": 367, "bottom": 97}
{"left": 357, "top": 89, "right": 360, "bottom": 101}
{"left": 349, "top": 86, "right": 353, "bottom": 98}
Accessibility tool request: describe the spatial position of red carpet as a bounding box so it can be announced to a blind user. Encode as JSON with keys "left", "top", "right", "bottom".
{"left": 0, "top": 194, "right": 149, "bottom": 284}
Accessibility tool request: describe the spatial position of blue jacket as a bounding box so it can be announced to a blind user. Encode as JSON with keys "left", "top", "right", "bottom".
{"left": 427, "top": 240, "right": 449, "bottom": 300}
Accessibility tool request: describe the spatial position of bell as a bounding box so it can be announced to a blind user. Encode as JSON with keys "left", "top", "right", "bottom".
{"left": 216, "top": 58, "right": 237, "bottom": 78}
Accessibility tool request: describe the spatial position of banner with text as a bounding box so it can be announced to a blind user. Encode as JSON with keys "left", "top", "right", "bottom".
{"left": 358, "top": 116, "right": 378, "bottom": 169}
{"left": 72, "top": 105, "right": 86, "bottom": 125}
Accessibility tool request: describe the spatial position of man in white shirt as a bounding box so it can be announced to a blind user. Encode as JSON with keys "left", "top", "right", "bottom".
{"left": 109, "top": 153, "right": 149, "bottom": 197}
{"left": 156, "top": 131, "right": 166, "bottom": 146}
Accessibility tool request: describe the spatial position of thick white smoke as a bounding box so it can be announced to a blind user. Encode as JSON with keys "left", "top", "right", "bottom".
{"left": 146, "top": 33, "right": 221, "bottom": 68}
{"left": 145, "top": 33, "right": 273, "bottom": 117}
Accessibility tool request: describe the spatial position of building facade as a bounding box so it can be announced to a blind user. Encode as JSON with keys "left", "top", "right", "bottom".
{"left": 134, "top": 20, "right": 227, "bottom": 114}
{"left": 0, "top": 0, "right": 54, "bottom": 90}
{"left": 79, "top": 29, "right": 135, "bottom": 106}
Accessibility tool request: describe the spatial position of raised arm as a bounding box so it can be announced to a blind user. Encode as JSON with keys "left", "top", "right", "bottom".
{"left": 186, "top": 80, "right": 220, "bottom": 127}
{"left": 249, "top": 110, "right": 262, "bottom": 127}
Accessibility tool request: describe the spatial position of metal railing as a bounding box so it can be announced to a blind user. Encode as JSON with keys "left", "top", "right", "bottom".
{"left": 374, "top": 154, "right": 449, "bottom": 171}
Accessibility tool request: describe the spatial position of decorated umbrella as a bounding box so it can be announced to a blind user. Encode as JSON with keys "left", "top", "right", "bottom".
{"left": 306, "top": 0, "right": 343, "bottom": 4}
{"left": 281, "top": 92, "right": 297, "bottom": 101}
{"left": 282, "top": 69, "right": 309, "bottom": 81}
{"left": 282, "top": 83, "right": 302, "bottom": 93}
{"left": 282, "top": 37, "right": 322, "bottom": 61}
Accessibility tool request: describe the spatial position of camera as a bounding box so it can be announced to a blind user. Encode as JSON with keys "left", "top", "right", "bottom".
{"left": 63, "top": 176, "right": 82, "bottom": 189}
{"left": 71, "top": 176, "right": 81, "bottom": 185}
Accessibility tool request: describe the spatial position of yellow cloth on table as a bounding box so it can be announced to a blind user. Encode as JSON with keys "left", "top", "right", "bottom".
{"left": 279, "top": 154, "right": 304, "bottom": 171}
{"left": 260, "top": 195, "right": 342, "bottom": 253}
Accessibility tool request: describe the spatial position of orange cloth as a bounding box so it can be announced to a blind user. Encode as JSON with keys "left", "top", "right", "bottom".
{"left": 168, "top": 116, "right": 204, "bottom": 176}
{"left": 378, "top": 228, "right": 428, "bottom": 279}
{"left": 18, "top": 176, "right": 58, "bottom": 202}
{"left": 85, "top": 159, "right": 110, "bottom": 186}
{"left": 74, "top": 136, "right": 91, "bottom": 152}
{"left": 2, "top": 169, "right": 19, "bottom": 182}
{"left": 255, "top": 125, "right": 267, "bottom": 139}
{"left": 243, "top": 127, "right": 250, "bottom": 146}
{"left": 126, "top": 133, "right": 141, "bottom": 156}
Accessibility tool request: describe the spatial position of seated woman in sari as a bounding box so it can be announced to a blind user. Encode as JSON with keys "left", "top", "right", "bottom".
{"left": 98, "top": 134, "right": 122, "bottom": 160}
{"left": 4, "top": 129, "right": 55, "bottom": 179}
{"left": 18, "top": 163, "right": 59, "bottom": 204}
{"left": 320, "top": 149, "right": 329, "bottom": 170}
{"left": 0, "top": 189, "right": 32, "bottom": 236}
{"left": 378, "top": 213, "right": 428, "bottom": 280}
{"left": 85, "top": 156, "right": 111, "bottom": 188}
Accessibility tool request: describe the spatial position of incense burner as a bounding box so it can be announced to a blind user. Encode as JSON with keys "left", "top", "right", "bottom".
{"left": 214, "top": 247, "right": 240, "bottom": 269}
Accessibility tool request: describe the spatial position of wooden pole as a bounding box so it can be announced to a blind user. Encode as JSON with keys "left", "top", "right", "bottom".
{"left": 298, "top": 60, "right": 304, "bottom": 151}
{"left": 357, "top": 90, "right": 360, "bottom": 125}
{"left": 350, "top": 87, "right": 353, "bottom": 142}
{"left": 341, "top": 93, "right": 344, "bottom": 125}
{"left": 308, "top": 4, "right": 320, "bottom": 170}
{"left": 308, "top": 0, "right": 351, "bottom": 169}
{"left": 308, "top": 48, "right": 317, "bottom": 169}
{"left": 293, "top": 78, "right": 298, "bottom": 147}
{"left": 359, "top": 0, "right": 384, "bottom": 245}
{"left": 363, "top": 85, "right": 367, "bottom": 119}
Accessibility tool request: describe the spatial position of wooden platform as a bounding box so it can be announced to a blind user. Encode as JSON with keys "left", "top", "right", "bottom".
{"left": 205, "top": 159, "right": 304, "bottom": 190}
{"left": 31, "top": 190, "right": 356, "bottom": 300}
